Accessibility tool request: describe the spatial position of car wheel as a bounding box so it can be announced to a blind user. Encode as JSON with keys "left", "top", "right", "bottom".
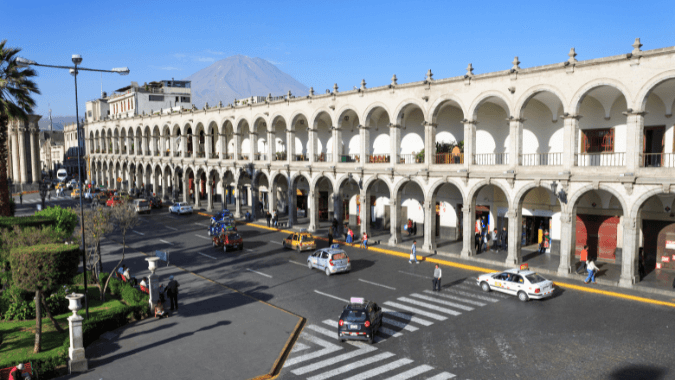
{"left": 208, "top": 230, "right": 211, "bottom": 236}
{"left": 325, "top": 267, "right": 331, "bottom": 276}
{"left": 518, "top": 291, "right": 529, "bottom": 302}
{"left": 307, "top": 261, "right": 313, "bottom": 270}
{"left": 296, "top": 245, "right": 301, "bottom": 253}
{"left": 480, "top": 281, "right": 491, "bottom": 292}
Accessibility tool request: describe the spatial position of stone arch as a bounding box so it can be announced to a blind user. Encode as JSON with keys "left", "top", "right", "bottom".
{"left": 466, "top": 179, "right": 512, "bottom": 209}
{"left": 289, "top": 111, "right": 309, "bottom": 131}
{"left": 310, "top": 108, "right": 334, "bottom": 129}
{"left": 336, "top": 105, "right": 360, "bottom": 129}
{"left": 635, "top": 69, "right": 675, "bottom": 112}
{"left": 429, "top": 95, "right": 468, "bottom": 123}
{"left": 392, "top": 176, "right": 426, "bottom": 197}
{"left": 629, "top": 187, "right": 668, "bottom": 222}
{"left": 514, "top": 84, "right": 569, "bottom": 119}
{"left": 252, "top": 114, "right": 268, "bottom": 134}
{"left": 468, "top": 90, "right": 513, "bottom": 121}
{"left": 567, "top": 184, "right": 628, "bottom": 216}
{"left": 252, "top": 170, "right": 269, "bottom": 188}
{"left": 426, "top": 178, "right": 466, "bottom": 202}
{"left": 362, "top": 102, "right": 392, "bottom": 127}
{"left": 393, "top": 99, "right": 429, "bottom": 125}
{"left": 310, "top": 173, "right": 334, "bottom": 191}
{"left": 570, "top": 78, "right": 633, "bottom": 115}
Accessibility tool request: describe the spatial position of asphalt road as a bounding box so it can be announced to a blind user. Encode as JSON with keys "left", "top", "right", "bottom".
{"left": 17, "top": 193, "right": 675, "bottom": 379}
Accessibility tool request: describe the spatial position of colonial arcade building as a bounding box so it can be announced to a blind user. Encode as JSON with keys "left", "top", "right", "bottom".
{"left": 85, "top": 39, "right": 675, "bottom": 288}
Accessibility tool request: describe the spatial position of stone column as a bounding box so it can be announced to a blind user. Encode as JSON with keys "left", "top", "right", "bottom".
{"left": 557, "top": 211, "right": 575, "bottom": 275}
{"left": 161, "top": 172, "right": 167, "bottom": 200}
{"left": 249, "top": 132, "right": 257, "bottom": 162}
{"left": 233, "top": 133, "right": 241, "bottom": 160}
{"left": 625, "top": 112, "right": 645, "bottom": 172}
{"left": 287, "top": 184, "right": 296, "bottom": 227}
{"left": 268, "top": 130, "right": 275, "bottom": 163}
{"left": 192, "top": 133, "right": 198, "bottom": 158}
{"left": 66, "top": 294, "right": 88, "bottom": 372}
{"left": 562, "top": 115, "right": 580, "bottom": 170}
{"left": 206, "top": 180, "right": 213, "bottom": 212}
{"left": 18, "top": 127, "right": 27, "bottom": 184}
{"left": 508, "top": 118, "right": 524, "bottom": 168}
{"left": 30, "top": 129, "right": 40, "bottom": 183}
{"left": 269, "top": 181, "right": 277, "bottom": 214}
{"left": 505, "top": 210, "right": 523, "bottom": 265}
{"left": 152, "top": 172, "right": 158, "bottom": 196}
{"left": 359, "top": 125, "right": 370, "bottom": 164}
{"left": 10, "top": 127, "right": 20, "bottom": 182}
{"left": 424, "top": 122, "right": 436, "bottom": 166}
{"left": 250, "top": 185, "right": 259, "bottom": 220}
{"left": 308, "top": 128, "right": 317, "bottom": 164}
{"left": 619, "top": 216, "right": 639, "bottom": 287}
{"left": 389, "top": 188, "right": 402, "bottom": 245}
{"left": 194, "top": 178, "right": 201, "bottom": 209}
{"left": 234, "top": 185, "right": 242, "bottom": 218}
{"left": 308, "top": 188, "right": 319, "bottom": 232}
{"left": 205, "top": 131, "right": 212, "bottom": 158}
{"left": 220, "top": 179, "right": 226, "bottom": 210}
{"left": 181, "top": 135, "right": 187, "bottom": 158}
{"left": 462, "top": 120, "right": 476, "bottom": 169}
{"left": 219, "top": 131, "right": 226, "bottom": 159}
{"left": 461, "top": 206, "right": 475, "bottom": 258}
{"left": 183, "top": 175, "right": 189, "bottom": 203}
{"left": 389, "top": 124, "right": 401, "bottom": 165}
{"left": 332, "top": 193, "right": 342, "bottom": 235}
{"left": 332, "top": 126, "right": 341, "bottom": 163}
{"left": 287, "top": 129, "right": 295, "bottom": 164}
{"left": 359, "top": 193, "right": 368, "bottom": 238}
{"left": 422, "top": 200, "right": 435, "bottom": 252}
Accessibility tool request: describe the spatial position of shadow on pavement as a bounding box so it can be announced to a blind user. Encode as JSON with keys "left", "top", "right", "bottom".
{"left": 610, "top": 364, "right": 669, "bottom": 380}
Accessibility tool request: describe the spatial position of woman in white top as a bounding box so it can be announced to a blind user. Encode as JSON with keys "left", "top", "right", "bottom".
{"left": 585, "top": 260, "right": 599, "bottom": 284}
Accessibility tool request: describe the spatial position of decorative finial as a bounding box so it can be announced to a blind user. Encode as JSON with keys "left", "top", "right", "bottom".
{"left": 568, "top": 48, "right": 577, "bottom": 64}
{"left": 466, "top": 63, "right": 474, "bottom": 76}
{"left": 218, "top": 101, "right": 223, "bottom": 107}
{"left": 333, "top": 83, "right": 339, "bottom": 93}
{"left": 426, "top": 69, "right": 433, "bottom": 81}
{"left": 204, "top": 102, "right": 209, "bottom": 109}
{"left": 288, "top": 90, "right": 292, "bottom": 98}
{"left": 632, "top": 38, "right": 643, "bottom": 55}
{"left": 512, "top": 56, "right": 520, "bottom": 71}
{"left": 391, "top": 74, "right": 397, "bottom": 86}
{"left": 309, "top": 87, "right": 314, "bottom": 96}
{"left": 360, "top": 79, "right": 366, "bottom": 90}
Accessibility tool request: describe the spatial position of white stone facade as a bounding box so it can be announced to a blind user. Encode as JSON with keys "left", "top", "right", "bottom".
{"left": 84, "top": 40, "right": 675, "bottom": 288}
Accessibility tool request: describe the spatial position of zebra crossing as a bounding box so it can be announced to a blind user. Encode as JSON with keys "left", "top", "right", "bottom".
{"left": 284, "top": 280, "right": 503, "bottom": 379}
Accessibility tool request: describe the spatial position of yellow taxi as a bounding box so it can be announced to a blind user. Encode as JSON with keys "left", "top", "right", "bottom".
{"left": 71, "top": 188, "right": 81, "bottom": 198}
{"left": 282, "top": 229, "right": 316, "bottom": 252}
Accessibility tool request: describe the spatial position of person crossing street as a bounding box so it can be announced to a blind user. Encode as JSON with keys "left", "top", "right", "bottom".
{"left": 433, "top": 264, "right": 442, "bottom": 291}
{"left": 409, "top": 240, "right": 420, "bottom": 264}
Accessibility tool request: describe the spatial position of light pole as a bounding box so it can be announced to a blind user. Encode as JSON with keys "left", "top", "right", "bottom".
{"left": 16, "top": 55, "right": 129, "bottom": 318}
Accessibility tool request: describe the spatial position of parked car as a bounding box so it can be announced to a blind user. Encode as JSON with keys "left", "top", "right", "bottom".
{"left": 106, "top": 196, "right": 123, "bottom": 208}
{"left": 132, "top": 199, "right": 151, "bottom": 214}
{"left": 337, "top": 297, "right": 383, "bottom": 344}
{"left": 148, "top": 196, "right": 163, "bottom": 209}
{"left": 212, "top": 230, "right": 243, "bottom": 251}
{"left": 169, "top": 202, "right": 193, "bottom": 215}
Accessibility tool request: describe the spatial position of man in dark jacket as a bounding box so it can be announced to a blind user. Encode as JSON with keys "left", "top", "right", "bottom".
{"left": 265, "top": 211, "right": 271, "bottom": 227}
{"left": 501, "top": 227, "right": 508, "bottom": 251}
{"left": 166, "top": 275, "right": 180, "bottom": 311}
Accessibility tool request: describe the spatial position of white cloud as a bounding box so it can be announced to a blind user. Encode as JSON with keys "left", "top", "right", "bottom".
{"left": 173, "top": 53, "right": 186, "bottom": 59}
{"left": 205, "top": 49, "right": 226, "bottom": 56}
{"left": 196, "top": 57, "right": 215, "bottom": 62}
{"left": 151, "top": 65, "right": 181, "bottom": 71}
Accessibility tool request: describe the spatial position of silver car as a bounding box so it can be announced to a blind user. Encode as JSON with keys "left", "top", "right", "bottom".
{"left": 307, "top": 246, "right": 351, "bottom": 276}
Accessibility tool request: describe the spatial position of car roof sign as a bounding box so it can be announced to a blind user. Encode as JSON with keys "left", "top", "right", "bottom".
{"left": 331, "top": 243, "right": 340, "bottom": 249}
{"left": 299, "top": 228, "right": 308, "bottom": 233}
{"left": 350, "top": 297, "right": 364, "bottom": 304}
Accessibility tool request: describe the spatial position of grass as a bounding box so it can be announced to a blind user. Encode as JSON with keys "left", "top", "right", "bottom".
{"left": 0, "top": 286, "right": 124, "bottom": 368}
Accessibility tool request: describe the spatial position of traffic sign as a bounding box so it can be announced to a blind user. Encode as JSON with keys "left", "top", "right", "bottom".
{"left": 117, "top": 177, "right": 122, "bottom": 183}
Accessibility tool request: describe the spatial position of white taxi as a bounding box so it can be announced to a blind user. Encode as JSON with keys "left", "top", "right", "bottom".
{"left": 169, "top": 202, "right": 193, "bottom": 215}
{"left": 476, "top": 264, "right": 554, "bottom": 302}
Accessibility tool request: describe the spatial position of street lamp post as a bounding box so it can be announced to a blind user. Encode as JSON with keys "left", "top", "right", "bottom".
{"left": 16, "top": 55, "right": 129, "bottom": 318}
{"left": 38, "top": 179, "right": 48, "bottom": 210}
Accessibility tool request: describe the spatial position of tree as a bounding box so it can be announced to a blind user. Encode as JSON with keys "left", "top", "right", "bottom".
{"left": 0, "top": 40, "right": 40, "bottom": 216}
{"left": 102, "top": 199, "right": 138, "bottom": 296}
{"left": 76, "top": 205, "right": 112, "bottom": 300}
{"left": 9, "top": 244, "right": 79, "bottom": 353}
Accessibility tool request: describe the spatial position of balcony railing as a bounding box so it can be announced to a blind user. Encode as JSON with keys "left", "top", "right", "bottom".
{"left": 642, "top": 153, "right": 675, "bottom": 168}
{"left": 473, "top": 153, "right": 509, "bottom": 165}
{"left": 238, "top": 154, "right": 249, "bottom": 160}
{"left": 164, "top": 151, "right": 171, "bottom": 157}
{"left": 339, "top": 154, "right": 360, "bottom": 163}
{"left": 209, "top": 153, "right": 219, "bottom": 159}
{"left": 274, "top": 152, "right": 287, "bottom": 161}
{"left": 367, "top": 154, "right": 391, "bottom": 163}
{"left": 576, "top": 152, "right": 625, "bottom": 167}
{"left": 520, "top": 153, "right": 563, "bottom": 166}
{"left": 186, "top": 151, "right": 193, "bottom": 158}
{"left": 434, "top": 153, "right": 463, "bottom": 164}
{"left": 398, "top": 154, "right": 424, "bottom": 164}
{"left": 254, "top": 153, "right": 267, "bottom": 161}
{"left": 294, "top": 154, "right": 309, "bottom": 162}
{"left": 174, "top": 152, "right": 180, "bottom": 157}
{"left": 122, "top": 148, "right": 126, "bottom": 154}
{"left": 154, "top": 151, "right": 160, "bottom": 157}
{"left": 315, "top": 153, "right": 329, "bottom": 162}
{"left": 223, "top": 153, "right": 234, "bottom": 160}
{"left": 129, "top": 149, "right": 134, "bottom": 155}
{"left": 196, "top": 152, "right": 205, "bottom": 158}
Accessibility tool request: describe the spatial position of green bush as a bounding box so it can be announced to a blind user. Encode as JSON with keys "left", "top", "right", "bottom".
{"left": 34, "top": 205, "right": 78, "bottom": 237}
{"left": 0, "top": 215, "right": 56, "bottom": 230}
{"left": 2, "top": 285, "right": 70, "bottom": 320}
{"left": 3, "top": 299, "right": 36, "bottom": 320}
{"left": 9, "top": 197, "right": 16, "bottom": 216}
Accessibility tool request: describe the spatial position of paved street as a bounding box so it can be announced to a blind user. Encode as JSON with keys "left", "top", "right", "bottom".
{"left": 16, "top": 193, "right": 675, "bottom": 379}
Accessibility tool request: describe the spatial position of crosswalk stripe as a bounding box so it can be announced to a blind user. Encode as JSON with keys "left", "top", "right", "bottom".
{"left": 314, "top": 290, "right": 349, "bottom": 303}
{"left": 383, "top": 302, "right": 447, "bottom": 321}
{"left": 323, "top": 319, "right": 338, "bottom": 327}
{"left": 291, "top": 342, "right": 311, "bottom": 353}
{"left": 422, "top": 290, "right": 487, "bottom": 307}
{"left": 386, "top": 364, "right": 435, "bottom": 379}
{"left": 382, "top": 317, "right": 418, "bottom": 332}
{"left": 380, "top": 307, "right": 434, "bottom": 326}
{"left": 397, "top": 297, "right": 462, "bottom": 316}
{"left": 455, "top": 283, "right": 509, "bottom": 298}
{"left": 410, "top": 293, "right": 474, "bottom": 311}
{"left": 378, "top": 326, "right": 403, "bottom": 338}
{"left": 306, "top": 324, "right": 338, "bottom": 340}
{"left": 443, "top": 288, "right": 500, "bottom": 303}
{"left": 342, "top": 358, "right": 414, "bottom": 380}
{"left": 292, "top": 345, "right": 377, "bottom": 375}
{"left": 425, "top": 371, "right": 457, "bottom": 379}
{"left": 285, "top": 333, "right": 342, "bottom": 367}
{"left": 306, "top": 352, "right": 396, "bottom": 380}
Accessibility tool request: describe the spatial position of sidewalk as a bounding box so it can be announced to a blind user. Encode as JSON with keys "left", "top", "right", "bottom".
{"left": 60, "top": 240, "right": 302, "bottom": 380}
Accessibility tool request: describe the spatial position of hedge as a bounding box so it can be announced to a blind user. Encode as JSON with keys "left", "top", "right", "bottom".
{"left": 9, "top": 244, "right": 81, "bottom": 288}
{"left": 0, "top": 215, "right": 57, "bottom": 230}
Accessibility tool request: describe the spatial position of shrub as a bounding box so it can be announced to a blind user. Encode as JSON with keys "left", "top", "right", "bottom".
{"left": 9, "top": 197, "right": 15, "bottom": 216}
{"left": 0, "top": 215, "right": 56, "bottom": 230}
{"left": 34, "top": 205, "right": 78, "bottom": 238}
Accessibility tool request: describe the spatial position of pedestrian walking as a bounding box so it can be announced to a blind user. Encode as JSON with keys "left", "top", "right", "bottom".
{"left": 433, "top": 264, "right": 442, "bottom": 291}
{"left": 273, "top": 210, "right": 278, "bottom": 227}
{"left": 412, "top": 221, "right": 417, "bottom": 236}
{"left": 576, "top": 245, "right": 588, "bottom": 274}
{"left": 19, "top": 193, "right": 22, "bottom": 205}
{"left": 266, "top": 211, "right": 271, "bottom": 227}
{"left": 501, "top": 226, "right": 508, "bottom": 251}
{"left": 166, "top": 275, "right": 180, "bottom": 311}
{"left": 537, "top": 221, "right": 545, "bottom": 253}
{"left": 491, "top": 229, "right": 499, "bottom": 252}
{"left": 407, "top": 219, "right": 413, "bottom": 236}
{"left": 362, "top": 232, "right": 368, "bottom": 249}
{"left": 328, "top": 226, "right": 333, "bottom": 247}
{"left": 475, "top": 218, "right": 482, "bottom": 252}
{"left": 638, "top": 250, "right": 646, "bottom": 281}
{"left": 409, "top": 240, "right": 419, "bottom": 264}
{"left": 346, "top": 227, "right": 354, "bottom": 243}
{"left": 584, "top": 259, "right": 599, "bottom": 284}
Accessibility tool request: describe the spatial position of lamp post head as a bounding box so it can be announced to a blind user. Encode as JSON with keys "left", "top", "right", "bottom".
{"left": 71, "top": 54, "right": 82, "bottom": 65}
{"left": 15, "top": 57, "right": 36, "bottom": 67}
{"left": 69, "top": 68, "right": 78, "bottom": 77}
{"left": 112, "top": 67, "right": 130, "bottom": 76}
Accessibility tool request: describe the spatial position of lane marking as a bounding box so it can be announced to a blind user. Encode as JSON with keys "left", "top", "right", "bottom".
{"left": 245, "top": 248, "right": 254, "bottom": 252}
{"left": 386, "top": 364, "right": 435, "bottom": 380}
{"left": 383, "top": 301, "right": 447, "bottom": 321}
{"left": 422, "top": 290, "right": 487, "bottom": 307}
{"left": 270, "top": 241, "right": 283, "bottom": 245}
{"left": 494, "top": 333, "right": 517, "bottom": 365}
{"left": 380, "top": 307, "right": 434, "bottom": 327}
{"left": 197, "top": 251, "right": 217, "bottom": 260}
{"left": 132, "top": 230, "right": 145, "bottom": 235}
{"left": 443, "top": 288, "right": 500, "bottom": 303}
{"left": 397, "top": 270, "right": 429, "bottom": 279}
{"left": 285, "top": 333, "right": 342, "bottom": 367}
{"left": 358, "top": 278, "right": 396, "bottom": 290}
{"left": 195, "top": 234, "right": 210, "bottom": 240}
{"left": 290, "top": 342, "right": 311, "bottom": 353}
{"left": 292, "top": 345, "right": 377, "bottom": 376}
{"left": 341, "top": 358, "right": 414, "bottom": 380}
{"left": 455, "top": 283, "right": 509, "bottom": 298}
{"left": 377, "top": 326, "right": 403, "bottom": 338}
{"left": 165, "top": 226, "right": 178, "bottom": 231}
{"left": 289, "top": 260, "right": 307, "bottom": 267}
{"left": 306, "top": 352, "right": 396, "bottom": 380}
{"left": 158, "top": 239, "right": 174, "bottom": 245}
{"left": 397, "top": 297, "right": 462, "bottom": 316}
{"left": 305, "top": 324, "right": 338, "bottom": 340}
{"left": 409, "top": 293, "right": 474, "bottom": 311}
{"left": 314, "top": 290, "right": 349, "bottom": 303}
{"left": 194, "top": 222, "right": 210, "bottom": 227}
{"left": 247, "top": 268, "right": 272, "bottom": 278}
{"left": 426, "top": 372, "right": 457, "bottom": 380}
{"left": 382, "top": 317, "right": 418, "bottom": 332}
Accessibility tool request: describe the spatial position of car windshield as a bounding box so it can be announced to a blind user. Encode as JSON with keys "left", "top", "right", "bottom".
{"left": 526, "top": 273, "right": 547, "bottom": 284}
{"left": 332, "top": 253, "right": 347, "bottom": 260}
{"left": 227, "top": 233, "right": 240, "bottom": 239}
{"left": 343, "top": 310, "right": 367, "bottom": 322}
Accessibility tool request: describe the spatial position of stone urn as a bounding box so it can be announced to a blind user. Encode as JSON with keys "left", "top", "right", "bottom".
{"left": 65, "top": 293, "right": 84, "bottom": 316}
{"left": 146, "top": 257, "right": 160, "bottom": 274}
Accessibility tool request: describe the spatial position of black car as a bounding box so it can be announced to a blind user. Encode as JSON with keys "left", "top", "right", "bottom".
{"left": 337, "top": 298, "right": 383, "bottom": 344}
{"left": 148, "top": 196, "right": 163, "bottom": 209}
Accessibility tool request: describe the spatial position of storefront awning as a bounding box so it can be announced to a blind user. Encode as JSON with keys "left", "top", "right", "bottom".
{"left": 476, "top": 205, "right": 490, "bottom": 212}
{"left": 296, "top": 189, "right": 306, "bottom": 196}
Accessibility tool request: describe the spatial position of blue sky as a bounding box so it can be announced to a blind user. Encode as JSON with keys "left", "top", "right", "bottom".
{"left": 5, "top": 0, "right": 674, "bottom": 117}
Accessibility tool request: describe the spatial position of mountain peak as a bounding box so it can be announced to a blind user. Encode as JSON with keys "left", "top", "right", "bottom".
{"left": 184, "top": 56, "right": 308, "bottom": 107}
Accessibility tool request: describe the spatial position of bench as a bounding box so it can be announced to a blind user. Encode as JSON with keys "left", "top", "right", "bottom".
{"left": 0, "top": 362, "right": 35, "bottom": 380}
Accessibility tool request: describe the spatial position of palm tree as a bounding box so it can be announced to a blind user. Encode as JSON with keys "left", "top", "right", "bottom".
{"left": 0, "top": 40, "right": 40, "bottom": 216}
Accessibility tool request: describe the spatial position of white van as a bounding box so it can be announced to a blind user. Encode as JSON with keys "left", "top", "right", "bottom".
{"left": 56, "top": 169, "right": 68, "bottom": 182}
